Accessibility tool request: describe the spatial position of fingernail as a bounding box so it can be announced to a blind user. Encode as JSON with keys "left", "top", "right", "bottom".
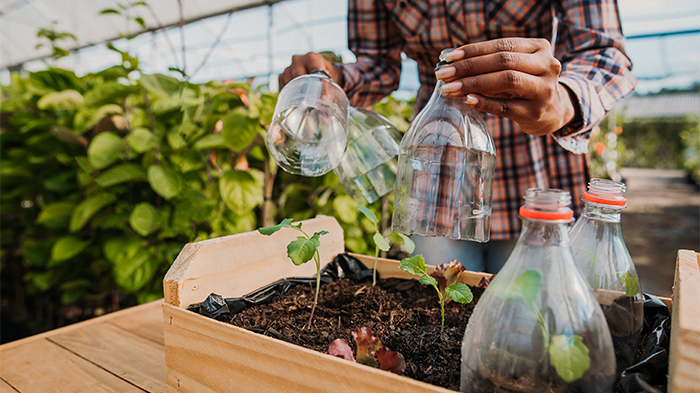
{"left": 444, "top": 49, "right": 465, "bottom": 62}
{"left": 465, "top": 95, "right": 479, "bottom": 105}
{"left": 435, "top": 66, "right": 455, "bottom": 80}
{"left": 441, "top": 81, "right": 461, "bottom": 94}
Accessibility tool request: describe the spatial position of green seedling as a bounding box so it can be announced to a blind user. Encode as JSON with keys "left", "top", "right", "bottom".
{"left": 356, "top": 206, "right": 415, "bottom": 285}
{"left": 258, "top": 218, "right": 328, "bottom": 329}
{"left": 504, "top": 269, "right": 592, "bottom": 383}
{"left": 328, "top": 326, "right": 406, "bottom": 374}
{"left": 399, "top": 255, "right": 473, "bottom": 333}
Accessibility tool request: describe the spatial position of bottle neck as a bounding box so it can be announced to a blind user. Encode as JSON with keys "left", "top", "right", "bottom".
{"left": 581, "top": 201, "right": 622, "bottom": 223}
{"left": 520, "top": 218, "right": 571, "bottom": 247}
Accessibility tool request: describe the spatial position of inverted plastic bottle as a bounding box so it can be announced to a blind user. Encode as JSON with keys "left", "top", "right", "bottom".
{"left": 333, "top": 107, "right": 402, "bottom": 204}
{"left": 568, "top": 178, "right": 643, "bottom": 369}
{"left": 461, "top": 189, "right": 616, "bottom": 392}
{"left": 267, "top": 70, "right": 349, "bottom": 177}
{"left": 392, "top": 49, "right": 496, "bottom": 242}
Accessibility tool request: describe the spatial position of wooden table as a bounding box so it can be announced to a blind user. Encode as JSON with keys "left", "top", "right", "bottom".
{"left": 0, "top": 300, "right": 165, "bottom": 393}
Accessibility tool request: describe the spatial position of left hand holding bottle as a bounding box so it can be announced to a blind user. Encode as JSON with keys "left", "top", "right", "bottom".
{"left": 436, "top": 38, "right": 581, "bottom": 136}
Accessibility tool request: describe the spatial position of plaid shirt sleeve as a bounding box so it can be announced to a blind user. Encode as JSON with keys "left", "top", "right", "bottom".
{"left": 553, "top": 0, "right": 637, "bottom": 154}
{"left": 336, "top": 0, "right": 404, "bottom": 108}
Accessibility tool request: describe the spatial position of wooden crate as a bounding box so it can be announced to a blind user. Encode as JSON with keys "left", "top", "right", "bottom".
{"left": 668, "top": 250, "right": 700, "bottom": 393}
{"left": 162, "top": 215, "right": 685, "bottom": 393}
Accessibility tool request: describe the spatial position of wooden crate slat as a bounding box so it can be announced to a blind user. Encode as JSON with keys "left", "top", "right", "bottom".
{"left": 48, "top": 321, "right": 167, "bottom": 393}
{"left": 669, "top": 249, "right": 700, "bottom": 393}
{"left": 0, "top": 339, "right": 144, "bottom": 393}
{"left": 164, "top": 215, "right": 344, "bottom": 308}
{"left": 163, "top": 303, "right": 455, "bottom": 393}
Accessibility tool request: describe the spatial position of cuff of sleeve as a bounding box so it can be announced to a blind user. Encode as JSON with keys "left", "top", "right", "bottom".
{"left": 552, "top": 75, "right": 604, "bottom": 154}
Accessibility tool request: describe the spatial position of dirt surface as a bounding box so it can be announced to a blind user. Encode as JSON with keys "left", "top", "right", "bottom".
{"left": 618, "top": 168, "right": 700, "bottom": 298}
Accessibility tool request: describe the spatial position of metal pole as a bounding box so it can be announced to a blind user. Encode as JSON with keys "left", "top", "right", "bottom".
{"left": 268, "top": 3, "right": 277, "bottom": 92}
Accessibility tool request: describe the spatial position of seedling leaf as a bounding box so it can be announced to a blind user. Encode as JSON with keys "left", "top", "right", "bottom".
{"left": 399, "top": 255, "right": 427, "bottom": 277}
{"left": 356, "top": 206, "right": 379, "bottom": 226}
{"left": 397, "top": 233, "right": 415, "bottom": 253}
{"left": 374, "top": 233, "right": 390, "bottom": 252}
{"left": 431, "top": 259, "right": 466, "bottom": 293}
{"left": 287, "top": 234, "right": 321, "bottom": 266}
{"left": 419, "top": 275, "right": 438, "bottom": 287}
{"left": 258, "top": 218, "right": 293, "bottom": 235}
{"left": 549, "top": 334, "right": 590, "bottom": 383}
{"left": 515, "top": 269, "right": 542, "bottom": 303}
{"left": 328, "top": 339, "right": 356, "bottom": 362}
{"left": 621, "top": 272, "right": 639, "bottom": 297}
{"left": 375, "top": 347, "right": 406, "bottom": 374}
{"left": 352, "top": 327, "right": 381, "bottom": 368}
{"left": 445, "top": 282, "right": 473, "bottom": 303}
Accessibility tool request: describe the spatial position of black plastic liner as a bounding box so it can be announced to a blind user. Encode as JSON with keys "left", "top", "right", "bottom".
{"left": 620, "top": 293, "right": 672, "bottom": 393}
{"left": 187, "top": 253, "right": 373, "bottom": 323}
{"left": 188, "top": 255, "right": 673, "bottom": 392}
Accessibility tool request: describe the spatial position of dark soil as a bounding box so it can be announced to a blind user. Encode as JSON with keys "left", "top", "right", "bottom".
{"left": 229, "top": 276, "right": 483, "bottom": 391}
{"left": 222, "top": 276, "right": 655, "bottom": 392}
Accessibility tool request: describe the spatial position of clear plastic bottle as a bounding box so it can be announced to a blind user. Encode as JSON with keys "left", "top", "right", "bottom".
{"left": 461, "top": 189, "right": 616, "bottom": 392}
{"left": 568, "top": 178, "right": 644, "bottom": 369}
{"left": 333, "top": 107, "right": 402, "bottom": 204}
{"left": 392, "top": 49, "right": 496, "bottom": 242}
{"left": 267, "top": 70, "right": 349, "bottom": 177}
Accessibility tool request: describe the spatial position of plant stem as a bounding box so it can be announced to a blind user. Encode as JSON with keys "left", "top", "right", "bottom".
{"left": 439, "top": 293, "right": 445, "bottom": 334}
{"left": 373, "top": 247, "right": 379, "bottom": 286}
{"left": 307, "top": 249, "right": 321, "bottom": 329}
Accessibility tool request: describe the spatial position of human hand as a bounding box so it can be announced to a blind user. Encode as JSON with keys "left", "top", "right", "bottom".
{"left": 436, "top": 38, "right": 580, "bottom": 136}
{"left": 278, "top": 52, "right": 344, "bottom": 90}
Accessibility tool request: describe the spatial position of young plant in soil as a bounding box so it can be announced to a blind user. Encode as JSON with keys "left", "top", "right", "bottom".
{"left": 328, "top": 326, "right": 406, "bottom": 374}
{"left": 507, "top": 269, "right": 592, "bottom": 383}
{"left": 356, "top": 206, "right": 415, "bottom": 285}
{"left": 258, "top": 218, "right": 328, "bottom": 328}
{"left": 399, "top": 255, "right": 474, "bottom": 333}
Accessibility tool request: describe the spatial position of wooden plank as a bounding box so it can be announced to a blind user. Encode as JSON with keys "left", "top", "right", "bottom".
{"left": 163, "top": 303, "right": 454, "bottom": 393}
{"left": 49, "top": 321, "right": 166, "bottom": 393}
{"left": 668, "top": 249, "right": 700, "bottom": 393}
{"left": 0, "top": 300, "right": 163, "bottom": 351}
{"left": 0, "top": 339, "right": 143, "bottom": 393}
{"left": 0, "top": 379, "right": 18, "bottom": 393}
{"left": 109, "top": 299, "right": 165, "bottom": 345}
{"left": 164, "top": 215, "right": 345, "bottom": 308}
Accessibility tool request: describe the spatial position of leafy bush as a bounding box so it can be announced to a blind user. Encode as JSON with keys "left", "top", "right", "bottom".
{"left": 0, "top": 65, "right": 407, "bottom": 336}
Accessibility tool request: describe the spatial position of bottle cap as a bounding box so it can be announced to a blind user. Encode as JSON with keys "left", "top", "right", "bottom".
{"left": 519, "top": 188, "right": 574, "bottom": 222}
{"left": 583, "top": 178, "right": 627, "bottom": 207}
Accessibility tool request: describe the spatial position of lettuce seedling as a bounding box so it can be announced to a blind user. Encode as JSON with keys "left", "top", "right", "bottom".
{"left": 356, "top": 206, "right": 415, "bottom": 285}
{"left": 328, "top": 326, "right": 406, "bottom": 374}
{"left": 258, "top": 218, "right": 328, "bottom": 328}
{"left": 399, "top": 255, "right": 473, "bottom": 333}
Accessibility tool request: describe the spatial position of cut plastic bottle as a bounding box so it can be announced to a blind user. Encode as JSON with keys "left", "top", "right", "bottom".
{"left": 333, "top": 107, "right": 402, "bottom": 204}
{"left": 461, "top": 188, "right": 616, "bottom": 392}
{"left": 392, "top": 49, "right": 496, "bottom": 242}
{"left": 569, "top": 178, "right": 644, "bottom": 370}
{"left": 267, "top": 70, "right": 349, "bottom": 177}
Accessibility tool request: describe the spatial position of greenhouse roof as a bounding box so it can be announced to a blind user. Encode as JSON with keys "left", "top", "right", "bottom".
{"left": 0, "top": 0, "right": 286, "bottom": 70}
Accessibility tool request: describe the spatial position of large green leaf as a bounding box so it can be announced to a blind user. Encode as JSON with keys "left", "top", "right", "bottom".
{"left": 127, "top": 127, "right": 158, "bottom": 153}
{"left": 193, "top": 134, "right": 225, "bottom": 150}
{"left": 69, "top": 192, "right": 116, "bottom": 232}
{"left": 95, "top": 164, "right": 147, "bottom": 187}
{"left": 129, "top": 202, "right": 160, "bottom": 236}
{"left": 147, "top": 165, "right": 183, "bottom": 200}
{"left": 37, "top": 201, "right": 76, "bottom": 228}
{"left": 74, "top": 104, "right": 123, "bottom": 132}
{"left": 88, "top": 132, "right": 124, "bottom": 169}
{"left": 287, "top": 231, "right": 325, "bottom": 266}
{"left": 219, "top": 170, "right": 263, "bottom": 215}
{"left": 22, "top": 238, "right": 53, "bottom": 266}
{"left": 399, "top": 255, "right": 428, "bottom": 277}
{"left": 140, "top": 73, "right": 182, "bottom": 97}
{"left": 51, "top": 235, "right": 90, "bottom": 263}
{"left": 167, "top": 127, "right": 187, "bottom": 150}
{"left": 333, "top": 195, "right": 358, "bottom": 223}
{"left": 83, "top": 81, "right": 139, "bottom": 107}
{"left": 37, "top": 89, "right": 84, "bottom": 110}
{"left": 222, "top": 107, "right": 259, "bottom": 152}
{"left": 103, "top": 236, "right": 156, "bottom": 293}
{"left": 514, "top": 270, "right": 543, "bottom": 303}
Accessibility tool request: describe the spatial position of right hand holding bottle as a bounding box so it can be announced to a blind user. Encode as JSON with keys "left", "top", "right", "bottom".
{"left": 278, "top": 52, "right": 344, "bottom": 90}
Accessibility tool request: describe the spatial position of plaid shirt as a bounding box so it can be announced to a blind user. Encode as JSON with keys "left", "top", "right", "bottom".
{"left": 337, "top": 0, "right": 636, "bottom": 239}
